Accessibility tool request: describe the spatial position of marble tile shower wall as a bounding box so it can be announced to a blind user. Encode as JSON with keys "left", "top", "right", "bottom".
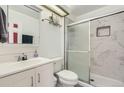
{"left": 90, "top": 12, "right": 124, "bottom": 82}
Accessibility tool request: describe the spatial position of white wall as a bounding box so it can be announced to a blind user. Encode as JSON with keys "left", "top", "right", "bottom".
{"left": 38, "top": 7, "right": 64, "bottom": 59}
{"left": 76, "top": 5, "right": 124, "bottom": 21}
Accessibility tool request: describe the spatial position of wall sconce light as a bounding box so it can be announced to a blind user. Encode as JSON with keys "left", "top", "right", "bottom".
{"left": 42, "top": 5, "right": 69, "bottom": 17}
{"left": 42, "top": 13, "right": 62, "bottom": 27}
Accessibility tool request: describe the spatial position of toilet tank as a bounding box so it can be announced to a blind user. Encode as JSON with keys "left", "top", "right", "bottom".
{"left": 50, "top": 57, "right": 64, "bottom": 73}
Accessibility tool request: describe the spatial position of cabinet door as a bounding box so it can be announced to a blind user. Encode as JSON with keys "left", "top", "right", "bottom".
{"left": 0, "top": 69, "right": 35, "bottom": 87}
{"left": 35, "top": 63, "right": 54, "bottom": 87}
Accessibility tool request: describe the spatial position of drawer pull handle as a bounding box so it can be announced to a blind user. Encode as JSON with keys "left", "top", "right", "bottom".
{"left": 38, "top": 73, "right": 40, "bottom": 83}
{"left": 31, "top": 76, "right": 34, "bottom": 86}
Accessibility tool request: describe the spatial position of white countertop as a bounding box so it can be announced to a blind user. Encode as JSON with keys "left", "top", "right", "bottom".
{"left": 0, "top": 57, "right": 53, "bottom": 78}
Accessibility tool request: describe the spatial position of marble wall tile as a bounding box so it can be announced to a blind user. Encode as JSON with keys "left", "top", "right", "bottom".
{"left": 90, "top": 12, "right": 124, "bottom": 82}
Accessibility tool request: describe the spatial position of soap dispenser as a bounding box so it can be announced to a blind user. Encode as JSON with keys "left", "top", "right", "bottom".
{"left": 34, "top": 50, "right": 38, "bottom": 57}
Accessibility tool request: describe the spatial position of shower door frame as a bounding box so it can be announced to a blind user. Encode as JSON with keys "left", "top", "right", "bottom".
{"left": 64, "top": 10, "right": 124, "bottom": 85}
{"left": 65, "top": 20, "right": 91, "bottom": 84}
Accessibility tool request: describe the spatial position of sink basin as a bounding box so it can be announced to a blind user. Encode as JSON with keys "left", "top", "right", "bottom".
{"left": 0, "top": 57, "right": 52, "bottom": 78}
{"left": 26, "top": 57, "right": 50, "bottom": 63}
{"left": 14, "top": 57, "right": 51, "bottom": 68}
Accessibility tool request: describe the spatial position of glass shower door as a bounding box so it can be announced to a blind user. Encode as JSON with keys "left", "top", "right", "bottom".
{"left": 67, "top": 22, "right": 90, "bottom": 83}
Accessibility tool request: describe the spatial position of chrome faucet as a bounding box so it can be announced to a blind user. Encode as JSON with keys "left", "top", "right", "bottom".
{"left": 17, "top": 53, "right": 28, "bottom": 62}
{"left": 22, "top": 53, "right": 28, "bottom": 61}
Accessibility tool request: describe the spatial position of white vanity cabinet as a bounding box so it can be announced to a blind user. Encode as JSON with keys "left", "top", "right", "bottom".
{"left": 0, "top": 69, "right": 35, "bottom": 87}
{"left": 35, "top": 63, "right": 54, "bottom": 87}
{"left": 0, "top": 63, "right": 54, "bottom": 87}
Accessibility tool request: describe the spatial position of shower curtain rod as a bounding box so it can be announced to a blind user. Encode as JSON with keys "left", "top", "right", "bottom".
{"left": 67, "top": 11, "right": 124, "bottom": 27}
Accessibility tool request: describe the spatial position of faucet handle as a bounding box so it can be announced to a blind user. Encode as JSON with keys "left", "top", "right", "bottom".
{"left": 24, "top": 55, "right": 28, "bottom": 60}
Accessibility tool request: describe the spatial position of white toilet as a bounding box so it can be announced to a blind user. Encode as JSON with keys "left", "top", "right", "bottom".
{"left": 56, "top": 70, "right": 78, "bottom": 87}
{"left": 52, "top": 57, "right": 78, "bottom": 87}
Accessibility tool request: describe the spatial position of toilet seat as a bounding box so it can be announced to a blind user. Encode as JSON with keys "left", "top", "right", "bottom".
{"left": 57, "top": 70, "right": 78, "bottom": 82}
{"left": 56, "top": 70, "right": 78, "bottom": 86}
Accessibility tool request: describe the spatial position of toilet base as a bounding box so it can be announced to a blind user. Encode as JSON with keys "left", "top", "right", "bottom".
{"left": 57, "top": 81, "right": 76, "bottom": 87}
{"left": 57, "top": 83, "right": 74, "bottom": 87}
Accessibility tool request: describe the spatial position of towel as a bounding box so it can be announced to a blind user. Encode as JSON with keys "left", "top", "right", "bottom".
{"left": 0, "top": 7, "right": 7, "bottom": 43}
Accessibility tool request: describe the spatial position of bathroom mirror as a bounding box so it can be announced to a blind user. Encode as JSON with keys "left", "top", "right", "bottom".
{"left": 8, "top": 5, "right": 40, "bottom": 45}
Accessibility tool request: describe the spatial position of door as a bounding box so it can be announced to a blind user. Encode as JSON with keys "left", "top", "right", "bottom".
{"left": 67, "top": 21, "right": 90, "bottom": 83}
{"left": 0, "top": 69, "right": 35, "bottom": 87}
{"left": 35, "top": 63, "right": 54, "bottom": 87}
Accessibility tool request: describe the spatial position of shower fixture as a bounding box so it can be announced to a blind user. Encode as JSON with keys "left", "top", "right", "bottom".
{"left": 42, "top": 14, "right": 61, "bottom": 27}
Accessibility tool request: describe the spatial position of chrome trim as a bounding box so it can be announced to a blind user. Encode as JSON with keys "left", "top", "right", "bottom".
{"left": 68, "top": 11, "right": 124, "bottom": 27}
{"left": 89, "top": 21, "right": 91, "bottom": 84}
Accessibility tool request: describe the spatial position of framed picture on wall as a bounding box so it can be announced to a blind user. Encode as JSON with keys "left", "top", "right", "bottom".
{"left": 96, "top": 26, "right": 111, "bottom": 37}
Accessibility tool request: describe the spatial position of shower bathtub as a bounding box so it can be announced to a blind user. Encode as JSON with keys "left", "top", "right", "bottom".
{"left": 90, "top": 73, "right": 124, "bottom": 87}
{"left": 78, "top": 73, "right": 124, "bottom": 87}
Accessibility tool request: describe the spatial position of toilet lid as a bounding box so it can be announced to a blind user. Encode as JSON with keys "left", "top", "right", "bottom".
{"left": 57, "top": 70, "right": 78, "bottom": 81}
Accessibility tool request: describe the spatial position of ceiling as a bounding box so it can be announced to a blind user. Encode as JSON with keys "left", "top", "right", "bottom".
{"left": 61, "top": 5, "right": 106, "bottom": 17}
